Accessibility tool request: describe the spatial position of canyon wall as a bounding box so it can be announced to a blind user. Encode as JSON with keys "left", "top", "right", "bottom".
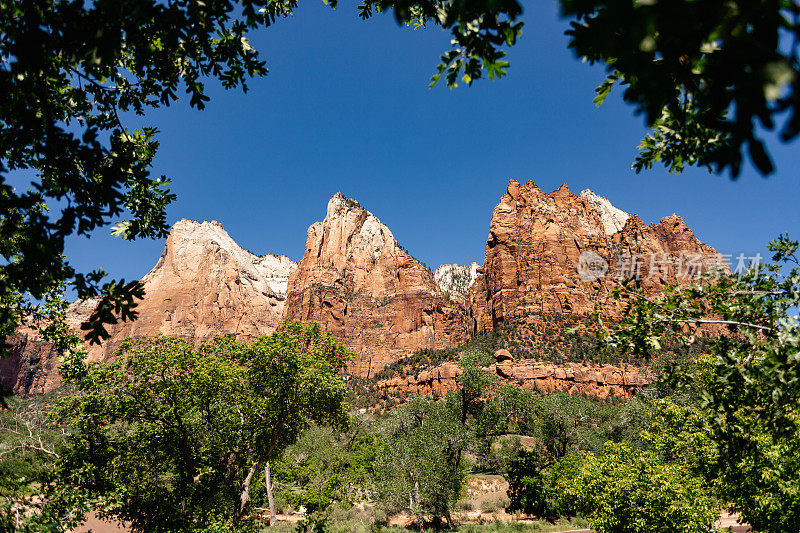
{"left": 375, "top": 350, "right": 653, "bottom": 403}
{"left": 2, "top": 219, "right": 297, "bottom": 394}
{"left": 3, "top": 181, "right": 727, "bottom": 395}
{"left": 434, "top": 263, "right": 480, "bottom": 303}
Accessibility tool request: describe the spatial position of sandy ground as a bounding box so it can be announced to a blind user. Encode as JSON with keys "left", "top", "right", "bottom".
{"left": 70, "top": 512, "right": 128, "bottom": 533}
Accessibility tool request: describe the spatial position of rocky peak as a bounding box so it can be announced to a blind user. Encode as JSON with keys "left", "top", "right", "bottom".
{"left": 4, "top": 218, "right": 299, "bottom": 394}
{"left": 434, "top": 263, "right": 480, "bottom": 302}
{"left": 469, "top": 179, "right": 727, "bottom": 335}
{"left": 284, "top": 193, "right": 466, "bottom": 378}
{"left": 82, "top": 219, "right": 296, "bottom": 361}
{"left": 580, "top": 189, "right": 631, "bottom": 235}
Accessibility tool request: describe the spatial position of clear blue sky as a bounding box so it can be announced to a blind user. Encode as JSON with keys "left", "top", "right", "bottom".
{"left": 64, "top": 2, "right": 800, "bottom": 282}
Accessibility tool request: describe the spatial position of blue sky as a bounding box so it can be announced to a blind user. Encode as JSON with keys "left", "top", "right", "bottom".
{"left": 64, "top": 2, "right": 800, "bottom": 282}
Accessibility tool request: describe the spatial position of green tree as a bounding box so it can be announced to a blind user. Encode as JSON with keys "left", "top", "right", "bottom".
{"left": 269, "top": 420, "right": 378, "bottom": 516}
{"left": 374, "top": 349, "right": 497, "bottom": 530}
{"left": 0, "top": 391, "right": 69, "bottom": 532}
{"left": 561, "top": 0, "right": 800, "bottom": 177}
{"left": 551, "top": 442, "right": 717, "bottom": 533}
{"left": 0, "top": 0, "right": 289, "bottom": 350}
{"left": 505, "top": 447, "right": 554, "bottom": 519}
{"left": 374, "top": 396, "right": 468, "bottom": 531}
{"left": 607, "top": 234, "right": 800, "bottom": 532}
{"left": 44, "top": 321, "right": 350, "bottom": 532}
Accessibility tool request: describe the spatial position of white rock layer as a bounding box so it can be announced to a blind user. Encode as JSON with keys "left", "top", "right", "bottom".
{"left": 579, "top": 189, "right": 631, "bottom": 235}
{"left": 434, "top": 262, "right": 480, "bottom": 301}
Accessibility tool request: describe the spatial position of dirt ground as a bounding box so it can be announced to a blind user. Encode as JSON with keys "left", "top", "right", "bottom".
{"left": 67, "top": 475, "right": 753, "bottom": 532}
{"left": 70, "top": 512, "right": 128, "bottom": 533}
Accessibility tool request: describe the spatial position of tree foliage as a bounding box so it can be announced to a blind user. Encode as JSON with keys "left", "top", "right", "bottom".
{"left": 269, "top": 420, "right": 379, "bottom": 514}
{"left": 0, "top": 0, "right": 304, "bottom": 350}
{"left": 356, "top": 1, "right": 523, "bottom": 88}
{"left": 608, "top": 234, "right": 800, "bottom": 532}
{"left": 44, "top": 321, "right": 350, "bottom": 532}
{"left": 563, "top": 0, "right": 800, "bottom": 177}
{"left": 374, "top": 396, "right": 468, "bottom": 529}
{"left": 374, "top": 349, "right": 497, "bottom": 529}
{"left": 554, "top": 442, "right": 717, "bottom": 533}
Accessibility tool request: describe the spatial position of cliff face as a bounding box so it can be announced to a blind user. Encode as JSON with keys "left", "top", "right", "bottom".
{"left": 2, "top": 220, "right": 297, "bottom": 394}
{"left": 86, "top": 219, "right": 297, "bottom": 361}
{"left": 0, "top": 325, "right": 63, "bottom": 395}
{"left": 375, "top": 355, "right": 653, "bottom": 404}
{"left": 283, "top": 194, "right": 467, "bottom": 378}
{"left": 434, "top": 263, "right": 480, "bottom": 303}
{"left": 468, "top": 180, "right": 727, "bottom": 335}
{"left": 4, "top": 181, "right": 728, "bottom": 395}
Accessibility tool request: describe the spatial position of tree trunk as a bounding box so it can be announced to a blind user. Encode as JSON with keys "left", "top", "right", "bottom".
{"left": 237, "top": 461, "right": 261, "bottom": 523}
{"left": 265, "top": 461, "right": 276, "bottom": 526}
{"left": 414, "top": 480, "right": 424, "bottom": 532}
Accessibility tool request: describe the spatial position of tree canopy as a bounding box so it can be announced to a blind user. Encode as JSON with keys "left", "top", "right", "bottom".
{"left": 605, "top": 234, "right": 800, "bottom": 531}
{"left": 44, "top": 321, "right": 351, "bottom": 531}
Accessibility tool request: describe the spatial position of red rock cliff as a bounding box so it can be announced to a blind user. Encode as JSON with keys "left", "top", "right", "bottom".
{"left": 468, "top": 180, "right": 727, "bottom": 335}
{"left": 376, "top": 357, "right": 653, "bottom": 405}
{"left": 283, "top": 194, "right": 466, "bottom": 378}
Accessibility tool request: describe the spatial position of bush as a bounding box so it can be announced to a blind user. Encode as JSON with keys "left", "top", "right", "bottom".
{"left": 548, "top": 443, "right": 717, "bottom": 533}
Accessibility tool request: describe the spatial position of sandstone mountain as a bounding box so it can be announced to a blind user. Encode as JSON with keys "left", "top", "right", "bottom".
{"left": 3, "top": 181, "right": 727, "bottom": 395}
{"left": 283, "top": 194, "right": 466, "bottom": 378}
{"left": 468, "top": 180, "right": 727, "bottom": 335}
{"left": 88, "top": 219, "right": 298, "bottom": 357}
{"left": 2, "top": 219, "right": 297, "bottom": 394}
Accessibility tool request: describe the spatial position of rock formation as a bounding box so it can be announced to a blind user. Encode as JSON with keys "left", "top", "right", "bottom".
{"left": 375, "top": 355, "right": 653, "bottom": 403}
{"left": 0, "top": 325, "right": 64, "bottom": 396}
{"left": 579, "top": 189, "right": 631, "bottom": 234}
{"left": 283, "top": 193, "right": 466, "bottom": 378}
{"left": 2, "top": 219, "right": 297, "bottom": 394}
{"left": 434, "top": 262, "right": 480, "bottom": 302}
{"left": 84, "top": 219, "right": 297, "bottom": 360}
{"left": 4, "top": 181, "right": 728, "bottom": 396}
{"left": 468, "top": 180, "right": 727, "bottom": 335}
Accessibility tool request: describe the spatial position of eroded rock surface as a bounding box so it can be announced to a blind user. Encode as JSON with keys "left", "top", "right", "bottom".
{"left": 376, "top": 357, "right": 653, "bottom": 402}
{"left": 2, "top": 220, "right": 297, "bottom": 394}
{"left": 434, "top": 263, "right": 480, "bottom": 302}
{"left": 4, "top": 181, "right": 726, "bottom": 395}
{"left": 468, "top": 180, "right": 727, "bottom": 335}
{"left": 283, "top": 194, "right": 466, "bottom": 378}
{"left": 85, "top": 219, "right": 297, "bottom": 361}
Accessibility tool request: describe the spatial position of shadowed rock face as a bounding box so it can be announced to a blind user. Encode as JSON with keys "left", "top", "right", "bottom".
{"left": 468, "top": 180, "right": 727, "bottom": 335}
{"left": 283, "top": 194, "right": 467, "bottom": 378}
